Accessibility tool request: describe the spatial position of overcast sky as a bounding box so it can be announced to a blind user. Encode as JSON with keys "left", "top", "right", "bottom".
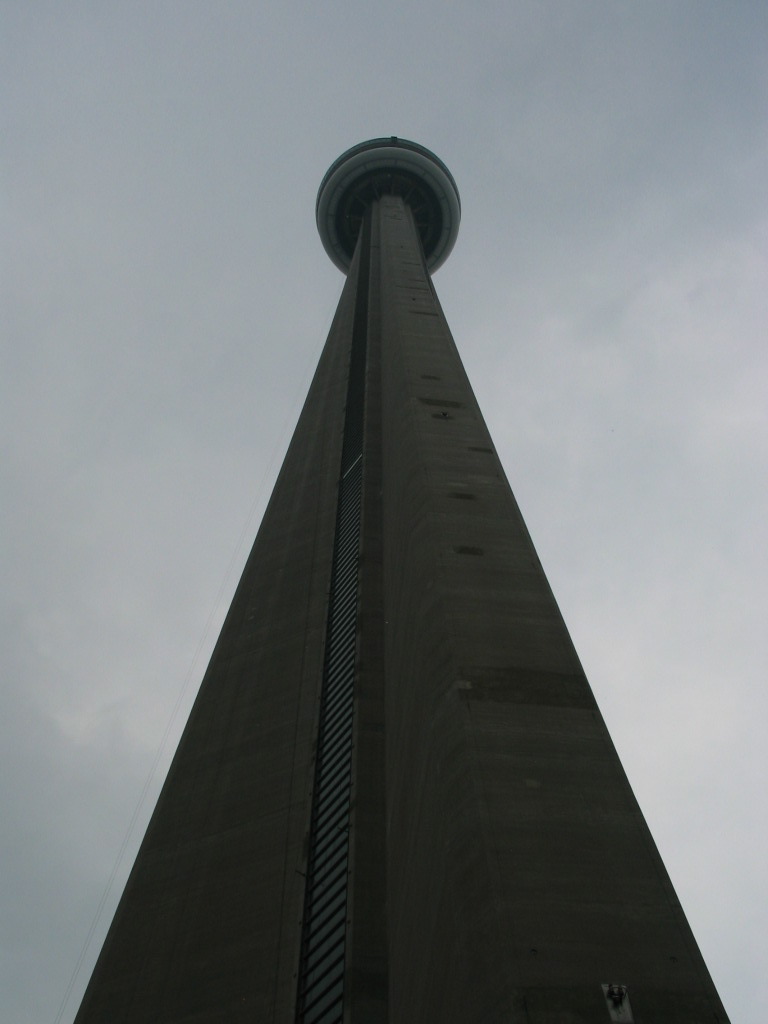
{"left": 2, "top": 3, "right": 766, "bottom": 1022}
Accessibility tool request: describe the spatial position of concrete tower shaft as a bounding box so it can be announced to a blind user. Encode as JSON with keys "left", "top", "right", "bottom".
{"left": 72, "top": 141, "right": 730, "bottom": 1024}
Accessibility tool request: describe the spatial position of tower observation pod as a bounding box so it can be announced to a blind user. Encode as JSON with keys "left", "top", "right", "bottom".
{"left": 316, "top": 137, "right": 461, "bottom": 273}
{"left": 72, "top": 139, "right": 730, "bottom": 1024}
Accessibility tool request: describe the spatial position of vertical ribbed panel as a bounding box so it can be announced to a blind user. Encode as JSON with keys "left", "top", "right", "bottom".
{"left": 296, "top": 215, "right": 370, "bottom": 1024}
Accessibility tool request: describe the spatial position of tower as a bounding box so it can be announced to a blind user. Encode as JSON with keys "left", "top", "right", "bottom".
{"left": 73, "top": 139, "right": 729, "bottom": 1023}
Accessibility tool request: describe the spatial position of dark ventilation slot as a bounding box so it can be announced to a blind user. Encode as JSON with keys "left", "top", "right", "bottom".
{"left": 418, "top": 397, "right": 464, "bottom": 408}
{"left": 296, "top": 214, "right": 371, "bottom": 1023}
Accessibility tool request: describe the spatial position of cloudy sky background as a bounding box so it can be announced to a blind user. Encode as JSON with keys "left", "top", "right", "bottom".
{"left": 2, "top": 3, "right": 766, "bottom": 1021}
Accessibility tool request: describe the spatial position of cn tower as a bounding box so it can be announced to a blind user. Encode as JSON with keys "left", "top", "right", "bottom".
{"left": 74, "top": 139, "right": 729, "bottom": 1024}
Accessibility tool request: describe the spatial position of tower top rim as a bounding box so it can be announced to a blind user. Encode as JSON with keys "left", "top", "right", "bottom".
{"left": 316, "top": 137, "right": 461, "bottom": 274}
